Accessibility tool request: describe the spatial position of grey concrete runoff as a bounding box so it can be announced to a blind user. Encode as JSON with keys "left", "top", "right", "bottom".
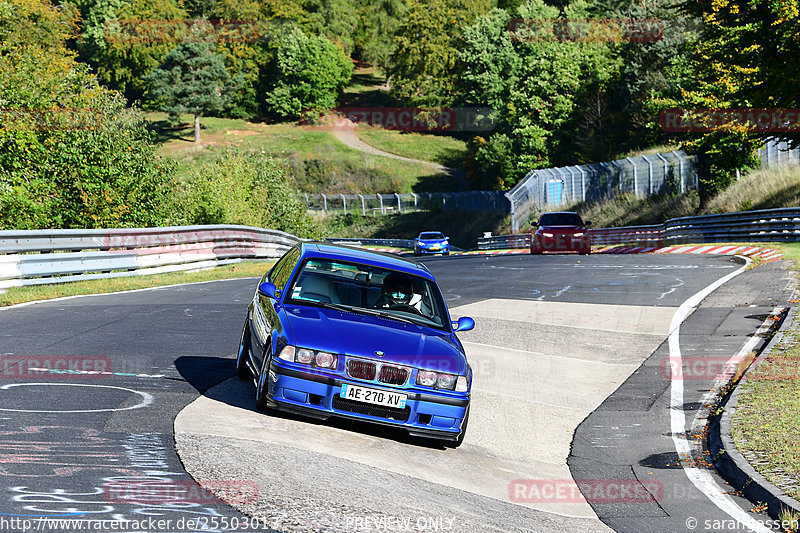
{"left": 174, "top": 253, "right": 755, "bottom": 532}
{"left": 712, "top": 306, "right": 800, "bottom": 519}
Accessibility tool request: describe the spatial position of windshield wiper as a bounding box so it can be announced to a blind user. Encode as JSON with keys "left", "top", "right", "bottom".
{"left": 312, "top": 301, "right": 417, "bottom": 325}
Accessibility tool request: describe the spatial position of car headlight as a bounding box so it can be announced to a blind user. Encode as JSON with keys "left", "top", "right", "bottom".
{"left": 315, "top": 351, "right": 336, "bottom": 369}
{"left": 416, "top": 370, "right": 463, "bottom": 391}
{"left": 437, "top": 373, "right": 456, "bottom": 390}
{"left": 573, "top": 232, "right": 585, "bottom": 237}
{"left": 279, "top": 345, "right": 337, "bottom": 369}
{"left": 297, "top": 348, "right": 314, "bottom": 364}
{"left": 417, "top": 370, "right": 437, "bottom": 387}
{"left": 541, "top": 232, "right": 554, "bottom": 237}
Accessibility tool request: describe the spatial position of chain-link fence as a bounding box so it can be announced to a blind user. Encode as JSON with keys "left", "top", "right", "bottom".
{"left": 303, "top": 191, "right": 510, "bottom": 215}
{"left": 506, "top": 139, "right": 800, "bottom": 232}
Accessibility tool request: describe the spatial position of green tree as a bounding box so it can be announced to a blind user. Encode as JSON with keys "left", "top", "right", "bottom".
{"left": 1, "top": 0, "right": 176, "bottom": 229}
{"left": 145, "top": 42, "right": 239, "bottom": 143}
{"left": 389, "top": 0, "right": 491, "bottom": 107}
{"left": 457, "top": 1, "right": 621, "bottom": 188}
{"left": 80, "top": 0, "right": 188, "bottom": 97}
{"left": 263, "top": 28, "right": 352, "bottom": 119}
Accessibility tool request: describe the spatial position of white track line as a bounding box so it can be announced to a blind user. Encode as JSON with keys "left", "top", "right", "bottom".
{"left": 668, "top": 256, "right": 772, "bottom": 533}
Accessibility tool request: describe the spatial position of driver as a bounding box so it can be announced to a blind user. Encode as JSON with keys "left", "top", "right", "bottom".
{"left": 380, "top": 273, "right": 414, "bottom": 308}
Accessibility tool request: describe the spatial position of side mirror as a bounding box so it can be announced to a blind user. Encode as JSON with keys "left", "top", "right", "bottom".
{"left": 258, "top": 281, "right": 281, "bottom": 300}
{"left": 584, "top": 220, "right": 592, "bottom": 227}
{"left": 445, "top": 237, "right": 450, "bottom": 241}
{"left": 531, "top": 222, "right": 538, "bottom": 228}
{"left": 452, "top": 316, "right": 475, "bottom": 332}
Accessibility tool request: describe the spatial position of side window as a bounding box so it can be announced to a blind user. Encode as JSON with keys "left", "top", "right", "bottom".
{"left": 269, "top": 248, "right": 300, "bottom": 291}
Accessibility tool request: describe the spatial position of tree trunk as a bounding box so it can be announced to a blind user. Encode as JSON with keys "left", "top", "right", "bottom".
{"left": 194, "top": 114, "right": 201, "bottom": 143}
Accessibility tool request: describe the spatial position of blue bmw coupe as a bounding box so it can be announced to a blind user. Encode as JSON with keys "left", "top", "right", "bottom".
{"left": 236, "top": 242, "right": 475, "bottom": 446}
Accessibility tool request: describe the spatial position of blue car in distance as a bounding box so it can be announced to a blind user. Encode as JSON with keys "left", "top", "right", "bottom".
{"left": 414, "top": 232, "right": 450, "bottom": 256}
{"left": 236, "top": 242, "right": 475, "bottom": 446}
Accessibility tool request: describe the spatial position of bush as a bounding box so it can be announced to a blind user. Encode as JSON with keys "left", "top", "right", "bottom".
{"left": 176, "top": 150, "right": 319, "bottom": 238}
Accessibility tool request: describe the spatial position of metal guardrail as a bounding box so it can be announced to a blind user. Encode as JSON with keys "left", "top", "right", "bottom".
{"left": 0, "top": 225, "right": 300, "bottom": 290}
{"left": 324, "top": 237, "right": 416, "bottom": 248}
{"left": 478, "top": 207, "right": 800, "bottom": 250}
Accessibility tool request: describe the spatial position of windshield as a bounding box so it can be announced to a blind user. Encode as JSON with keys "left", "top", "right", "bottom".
{"left": 419, "top": 232, "right": 445, "bottom": 240}
{"left": 286, "top": 258, "right": 449, "bottom": 329}
{"left": 539, "top": 213, "right": 584, "bottom": 226}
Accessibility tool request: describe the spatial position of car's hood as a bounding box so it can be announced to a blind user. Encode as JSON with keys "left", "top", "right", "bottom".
{"left": 283, "top": 305, "right": 465, "bottom": 374}
{"left": 418, "top": 239, "right": 448, "bottom": 245}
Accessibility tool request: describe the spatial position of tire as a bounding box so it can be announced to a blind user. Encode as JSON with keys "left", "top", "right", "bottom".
{"left": 530, "top": 248, "right": 542, "bottom": 255}
{"left": 443, "top": 251, "right": 450, "bottom": 256}
{"left": 255, "top": 344, "right": 273, "bottom": 412}
{"left": 235, "top": 321, "right": 252, "bottom": 380}
{"left": 445, "top": 406, "right": 469, "bottom": 448}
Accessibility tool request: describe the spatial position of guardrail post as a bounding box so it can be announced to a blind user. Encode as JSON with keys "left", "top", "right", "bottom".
{"left": 359, "top": 194, "right": 366, "bottom": 216}
{"left": 322, "top": 194, "right": 328, "bottom": 214}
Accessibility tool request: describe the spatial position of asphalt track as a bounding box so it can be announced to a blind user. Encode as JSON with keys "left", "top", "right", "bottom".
{"left": 0, "top": 253, "right": 795, "bottom": 532}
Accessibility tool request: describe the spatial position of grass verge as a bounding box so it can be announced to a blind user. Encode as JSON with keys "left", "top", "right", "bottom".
{"left": 147, "top": 113, "right": 452, "bottom": 194}
{"left": 0, "top": 261, "right": 274, "bottom": 308}
{"left": 731, "top": 310, "right": 800, "bottom": 502}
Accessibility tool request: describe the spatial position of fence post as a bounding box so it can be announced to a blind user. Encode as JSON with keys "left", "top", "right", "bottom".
{"left": 610, "top": 161, "right": 623, "bottom": 193}
{"left": 412, "top": 193, "right": 418, "bottom": 211}
{"left": 566, "top": 167, "right": 577, "bottom": 203}
{"left": 676, "top": 152, "right": 685, "bottom": 193}
{"left": 625, "top": 157, "right": 638, "bottom": 196}
{"left": 322, "top": 193, "right": 328, "bottom": 214}
{"left": 304, "top": 194, "right": 309, "bottom": 209}
{"left": 379, "top": 194, "right": 384, "bottom": 215}
{"left": 642, "top": 155, "right": 654, "bottom": 195}
{"left": 577, "top": 167, "right": 587, "bottom": 201}
{"left": 655, "top": 153, "right": 669, "bottom": 192}
{"left": 340, "top": 194, "right": 347, "bottom": 215}
{"left": 359, "top": 194, "right": 366, "bottom": 216}
{"left": 395, "top": 193, "right": 402, "bottom": 213}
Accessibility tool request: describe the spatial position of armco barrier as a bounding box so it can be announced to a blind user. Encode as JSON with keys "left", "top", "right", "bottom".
{"left": 478, "top": 207, "right": 800, "bottom": 250}
{"left": 0, "top": 225, "right": 300, "bottom": 290}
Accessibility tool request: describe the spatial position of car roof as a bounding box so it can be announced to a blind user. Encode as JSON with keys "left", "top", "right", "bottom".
{"left": 540, "top": 211, "right": 580, "bottom": 216}
{"left": 300, "top": 242, "right": 434, "bottom": 279}
{"left": 418, "top": 231, "right": 444, "bottom": 237}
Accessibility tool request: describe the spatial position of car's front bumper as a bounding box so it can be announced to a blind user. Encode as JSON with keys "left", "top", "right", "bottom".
{"left": 415, "top": 244, "right": 450, "bottom": 255}
{"left": 266, "top": 360, "right": 468, "bottom": 440}
{"left": 533, "top": 235, "right": 590, "bottom": 253}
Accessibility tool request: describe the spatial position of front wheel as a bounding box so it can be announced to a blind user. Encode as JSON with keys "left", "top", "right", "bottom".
{"left": 255, "top": 345, "right": 273, "bottom": 412}
{"left": 530, "top": 248, "right": 542, "bottom": 255}
{"left": 235, "top": 321, "right": 252, "bottom": 380}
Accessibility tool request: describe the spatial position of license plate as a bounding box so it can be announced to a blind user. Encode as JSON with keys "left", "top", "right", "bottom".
{"left": 340, "top": 383, "right": 407, "bottom": 409}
